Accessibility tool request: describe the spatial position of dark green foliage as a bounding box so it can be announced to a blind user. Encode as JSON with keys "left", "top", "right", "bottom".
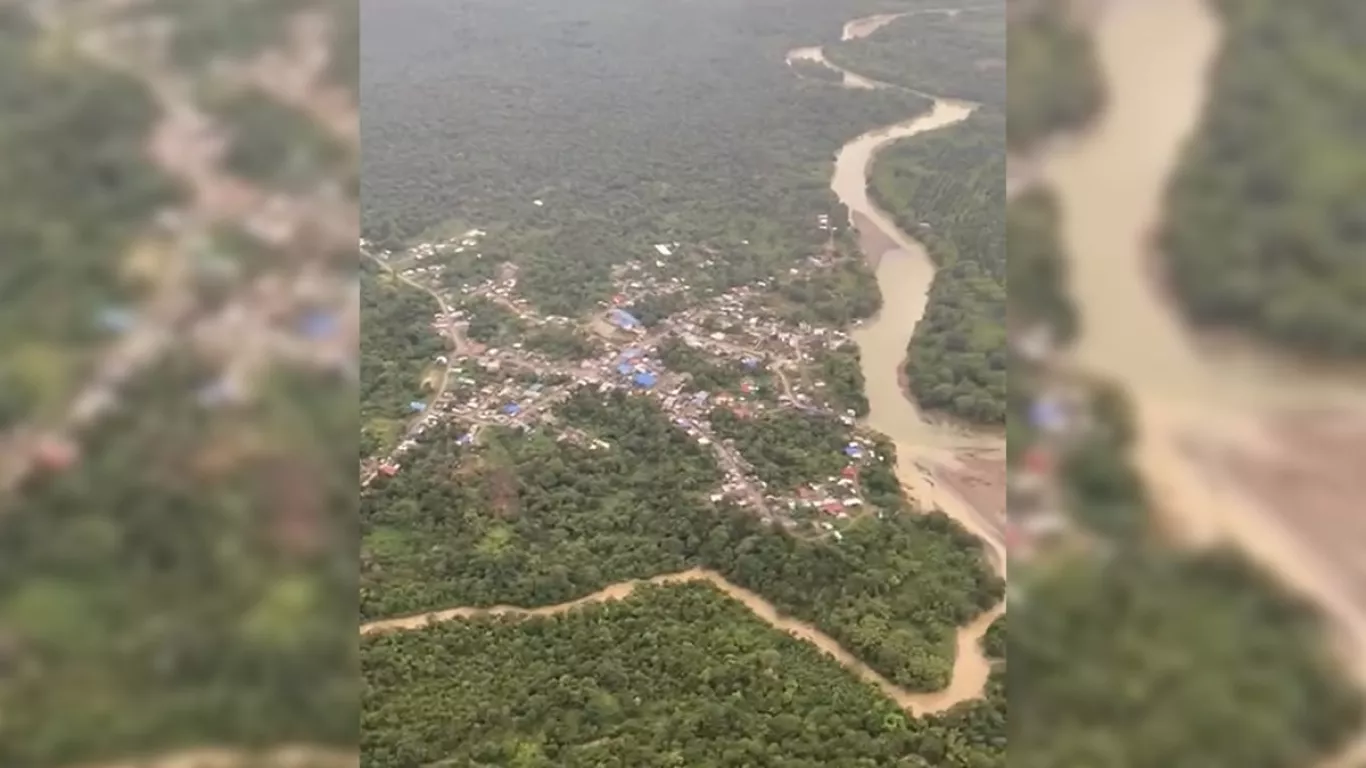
{"left": 657, "top": 338, "right": 749, "bottom": 393}
{"left": 1011, "top": 548, "right": 1365, "bottom": 768}
{"left": 360, "top": 390, "right": 1002, "bottom": 691}
{"left": 0, "top": 358, "right": 359, "bottom": 767}
{"left": 363, "top": 583, "right": 1006, "bottom": 768}
{"left": 360, "top": 0, "right": 934, "bottom": 315}
{"left": 709, "top": 408, "right": 848, "bottom": 493}
{"left": 359, "top": 261, "right": 444, "bottom": 454}
{"left": 870, "top": 109, "right": 1006, "bottom": 423}
{"left": 1006, "top": 0, "right": 1104, "bottom": 150}
{"left": 206, "top": 86, "right": 352, "bottom": 192}
{"left": 818, "top": 346, "right": 871, "bottom": 417}
{"left": 522, "top": 325, "right": 601, "bottom": 361}
{"left": 775, "top": 258, "right": 884, "bottom": 327}
{"left": 827, "top": 5, "right": 1007, "bottom": 106}
{"left": 461, "top": 296, "right": 526, "bottom": 346}
{"left": 1007, "top": 190, "right": 1077, "bottom": 344}
{"left": 1160, "top": 0, "right": 1366, "bottom": 358}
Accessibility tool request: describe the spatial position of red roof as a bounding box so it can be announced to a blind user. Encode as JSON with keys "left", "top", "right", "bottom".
{"left": 841, "top": 465, "right": 859, "bottom": 479}
{"left": 1022, "top": 446, "right": 1053, "bottom": 475}
{"left": 821, "top": 501, "right": 843, "bottom": 514}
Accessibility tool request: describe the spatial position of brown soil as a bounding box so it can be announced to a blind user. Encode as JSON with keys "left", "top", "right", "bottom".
{"left": 936, "top": 451, "right": 1006, "bottom": 527}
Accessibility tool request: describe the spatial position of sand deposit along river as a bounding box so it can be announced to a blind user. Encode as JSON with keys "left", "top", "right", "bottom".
{"left": 1020, "top": 0, "right": 1366, "bottom": 721}
{"left": 360, "top": 9, "right": 1007, "bottom": 719}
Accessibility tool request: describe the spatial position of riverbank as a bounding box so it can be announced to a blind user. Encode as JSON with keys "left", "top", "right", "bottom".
{"left": 1024, "top": 0, "right": 1366, "bottom": 751}
{"left": 360, "top": 568, "right": 1002, "bottom": 717}
{"left": 815, "top": 19, "right": 1005, "bottom": 567}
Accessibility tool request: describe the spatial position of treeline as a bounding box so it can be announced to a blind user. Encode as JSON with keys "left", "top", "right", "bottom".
{"left": 205, "top": 85, "right": 352, "bottom": 193}
{"left": 363, "top": 582, "right": 1006, "bottom": 768}
{"left": 709, "top": 408, "right": 849, "bottom": 493}
{"left": 360, "top": 390, "right": 1001, "bottom": 691}
{"left": 774, "top": 258, "right": 883, "bottom": 328}
{"left": 1006, "top": 0, "right": 1103, "bottom": 150}
{"left": 817, "top": 346, "right": 870, "bottom": 417}
{"left": 1011, "top": 546, "right": 1364, "bottom": 768}
{"left": 1, "top": 356, "right": 359, "bottom": 767}
{"left": 656, "top": 338, "right": 751, "bottom": 394}
{"left": 1160, "top": 0, "right": 1366, "bottom": 358}
{"left": 360, "top": 0, "right": 933, "bottom": 316}
{"left": 359, "top": 260, "right": 444, "bottom": 455}
{"left": 1007, "top": 189, "right": 1077, "bottom": 344}
{"left": 869, "top": 109, "right": 1006, "bottom": 423}
{"left": 826, "top": 5, "right": 1006, "bottom": 106}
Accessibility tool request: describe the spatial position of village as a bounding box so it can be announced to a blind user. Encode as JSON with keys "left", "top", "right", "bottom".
{"left": 361, "top": 220, "right": 893, "bottom": 541}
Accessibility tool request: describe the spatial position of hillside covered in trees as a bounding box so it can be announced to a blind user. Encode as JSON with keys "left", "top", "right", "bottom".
{"left": 869, "top": 109, "right": 1006, "bottom": 423}
{"left": 360, "top": 0, "right": 939, "bottom": 317}
{"left": 1160, "top": 0, "right": 1366, "bottom": 359}
{"left": 363, "top": 582, "right": 1007, "bottom": 768}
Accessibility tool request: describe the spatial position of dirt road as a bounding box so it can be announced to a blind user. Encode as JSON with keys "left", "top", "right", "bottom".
{"left": 361, "top": 568, "right": 1002, "bottom": 717}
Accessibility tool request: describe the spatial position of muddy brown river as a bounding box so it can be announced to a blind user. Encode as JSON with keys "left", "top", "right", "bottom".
{"left": 1024, "top": 0, "right": 1366, "bottom": 694}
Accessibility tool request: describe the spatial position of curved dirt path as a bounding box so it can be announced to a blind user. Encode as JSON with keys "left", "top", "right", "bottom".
{"left": 1025, "top": 0, "right": 1366, "bottom": 755}
{"left": 361, "top": 568, "right": 1003, "bottom": 717}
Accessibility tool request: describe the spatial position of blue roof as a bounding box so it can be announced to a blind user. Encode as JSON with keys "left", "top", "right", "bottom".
{"left": 632, "top": 372, "right": 658, "bottom": 388}
{"left": 1029, "top": 398, "right": 1067, "bottom": 431}
{"left": 299, "top": 310, "right": 338, "bottom": 339}
{"left": 616, "top": 362, "right": 635, "bottom": 376}
{"left": 97, "top": 307, "right": 135, "bottom": 333}
{"left": 609, "top": 309, "right": 641, "bottom": 329}
{"left": 409, "top": 401, "right": 427, "bottom": 412}
{"left": 742, "top": 357, "right": 759, "bottom": 369}
{"left": 458, "top": 433, "right": 475, "bottom": 445}
{"left": 843, "top": 445, "right": 863, "bottom": 457}
{"left": 502, "top": 403, "right": 521, "bottom": 415}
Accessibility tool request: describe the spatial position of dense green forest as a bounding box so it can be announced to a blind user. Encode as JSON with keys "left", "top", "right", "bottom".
{"left": 361, "top": 390, "right": 1001, "bottom": 691}
{"left": 1005, "top": 0, "right": 1103, "bottom": 150}
{"left": 709, "top": 408, "right": 849, "bottom": 492}
{"left": 363, "top": 582, "right": 1006, "bottom": 768}
{"left": 1011, "top": 547, "right": 1364, "bottom": 768}
{"left": 1160, "top": 0, "right": 1366, "bottom": 358}
{"left": 206, "top": 85, "right": 353, "bottom": 193}
{"left": 0, "top": 1, "right": 360, "bottom": 765}
{"left": 1007, "top": 189, "right": 1076, "bottom": 344}
{"left": 360, "top": 0, "right": 936, "bottom": 316}
{"left": 817, "top": 346, "right": 871, "bottom": 417}
{"left": 359, "top": 260, "right": 445, "bottom": 456}
{"left": 826, "top": 5, "right": 1006, "bottom": 107}
{"left": 869, "top": 109, "right": 1006, "bottom": 423}
{"left": 0, "top": 358, "right": 359, "bottom": 767}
